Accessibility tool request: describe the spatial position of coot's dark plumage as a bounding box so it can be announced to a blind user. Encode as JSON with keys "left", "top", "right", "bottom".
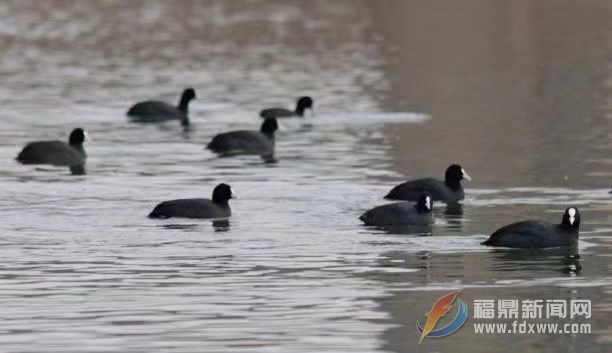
{"left": 385, "top": 164, "right": 471, "bottom": 203}
{"left": 260, "top": 96, "right": 313, "bottom": 119}
{"left": 360, "top": 193, "right": 433, "bottom": 226}
{"left": 148, "top": 183, "right": 235, "bottom": 219}
{"left": 206, "top": 118, "right": 277, "bottom": 159}
{"left": 127, "top": 88, "right": 196, "bottom": 126}
{"left": 16, "top": 128, "right": 87, "bottom": 170}
{"left": 482, "top": 208, "right": 580, "bottom": 249}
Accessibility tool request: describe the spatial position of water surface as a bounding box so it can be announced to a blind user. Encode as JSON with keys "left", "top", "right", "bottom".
{"left": 0, "top": 1, "right": 611, "bottom": 352}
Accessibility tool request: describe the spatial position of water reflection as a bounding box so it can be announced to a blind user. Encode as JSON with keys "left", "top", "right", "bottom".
{"left": 69, "top": 165, "right": 86, "bottom": 175}
{"left": 439, "top": 202, "right": 464, "bottom": 230}
{"left": 155, "top": 219, "right": 231, "bottom": 232}
{"left": 159, "top": 223, "right": 201, "bottom": 230}
{"left": 363, "top": 224, "right": 433, "bottom": 236}
{"left": 373, "top": 245, "right": 585, "bottom": 291}
{"left": 487, "top": 247, "right": 581, "bottom": 275}
{"left": 212, "top": 219, "right": 231, "bottom": 232}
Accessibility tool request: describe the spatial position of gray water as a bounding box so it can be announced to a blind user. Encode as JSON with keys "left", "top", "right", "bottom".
{"left": 0, "top": 1, "right": 611, "bottom": 352}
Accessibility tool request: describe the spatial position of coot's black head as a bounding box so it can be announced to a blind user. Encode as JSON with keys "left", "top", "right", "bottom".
{"left": 182, "top": 88, "right": 196, "bottom": 101}
{"left": 69, "top": 128, "right": 87, "bottom": 145}
{"left": 416, "top": 193, "right": 433, "bottom": 213}
{"left": 178, "top": 88, "right": 197, "bottom": 121}
{"left": 444, "top": 164, "right": 471, "bottom": 187}
{"left": 295, "top": 96, "right": 314, "bottom": 116}
{"left": 260, "top": 118, "right": 278, "bottom": 135}
{"left": 212, "top": 183, "right": 235, "bottom": 204}
{"left": 560, "top": 207, "right": 580, "bottom": 230}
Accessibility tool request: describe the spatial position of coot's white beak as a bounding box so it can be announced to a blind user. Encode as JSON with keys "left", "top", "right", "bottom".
{"left": 84, "top": 131, "right": 91, "bottom": 142}
{"left": 230, "top": 187, "right": 237, "bottom": 199}
{"left": 568, "top": 208, "right": 576, "bottom": 225}
{"left": 425, "top": 196, "right": 431, "bottom": 210}
{"left": 462, "top": 168, "right": 471, "bottom": 181}
{"left": 304, "top": 108, "right": 315, "bottom": 118}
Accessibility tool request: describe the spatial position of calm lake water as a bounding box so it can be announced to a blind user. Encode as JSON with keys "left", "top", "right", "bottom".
{"left": 0, "top": 1, "right": 611, "bottom": 352}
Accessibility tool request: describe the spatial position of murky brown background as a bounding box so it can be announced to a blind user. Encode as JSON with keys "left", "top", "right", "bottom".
{"left": 0, "top": 1, "right": 611, "bottom": 352}
{"left": 376, "top": 0, "right": 612, "bottom": 189}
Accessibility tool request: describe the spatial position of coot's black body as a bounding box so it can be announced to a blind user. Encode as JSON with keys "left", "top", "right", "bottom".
{"left": 360, "top": 193, "right": 433, "bottom": 226}
{"left": 16, "top": 128, "right": 87, "bottom": 171}
{"left": 127, "top": 88, "right": 196, "bottom": 126}
{"left": 385, "top": 164, "right": 470, "bottom": 203}
{"left": 482, "top": 208, "right": 580, "bottom": 249}
{"left": 148, "top": 183, "right": 234, "bottom": 219}
{"left": 207, "top": 118, "right": 277, "bottom": 159}
{"left": 260, "top": 96, "right": 313, "bottom": 119}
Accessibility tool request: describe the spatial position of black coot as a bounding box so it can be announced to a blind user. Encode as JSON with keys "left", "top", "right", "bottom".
{"left": 148, "top": 183, "right": 235, "bottom": 219}
{"left": 260, "top": 96, "right": 313, "bottom": 119}
{"left": 206, "top": 118, "right": 277, "bottom": 160}
{"left": 385, "top": 164, "right": 471, "bottom": 203}
{"left": 360, "top": 193, "right": 433, "bottom": 226}
{"left": 16, "top": 128, "right": 87, "bottom": 174}
{"left": 127, "top": 88, "right": 196, "bottom": 126}
{"left": 482, "top": 207, "right": 580, "bottom": 248}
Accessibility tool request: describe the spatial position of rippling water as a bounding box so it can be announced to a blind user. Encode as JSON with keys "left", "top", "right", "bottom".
{"left": 0, "top": 1, "right": 611, "bottom": 352}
